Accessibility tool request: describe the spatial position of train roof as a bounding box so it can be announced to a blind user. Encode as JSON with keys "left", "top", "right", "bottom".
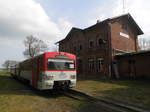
{"left": 20, "top": 52, "right": 76, "bottom": 63}
{"left": 44, "top": 52, "right": 76, "bottom": 60}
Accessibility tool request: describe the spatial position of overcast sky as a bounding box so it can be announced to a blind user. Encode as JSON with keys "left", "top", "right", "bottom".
{"left": 0, "top": 0, "right": 150, "bottom": 67}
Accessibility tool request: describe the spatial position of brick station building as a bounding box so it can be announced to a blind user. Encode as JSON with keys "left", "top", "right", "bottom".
{"left": 57, "top": 13, "right": 143, "bottom": 78}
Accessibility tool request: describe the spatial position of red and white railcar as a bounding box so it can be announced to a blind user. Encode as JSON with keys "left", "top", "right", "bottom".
{"left": 10, "top": 52, "right": 76, "bottom": 90}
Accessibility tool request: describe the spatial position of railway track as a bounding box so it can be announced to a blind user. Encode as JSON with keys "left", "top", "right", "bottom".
{"left": 63, "top": 89, "right": 149, "bottom": 112}
{"left": 7, "top": 88, "right": 147, "bottom": 112}
{"left": 2, "top": 80, "right": 148, "bottom": 112}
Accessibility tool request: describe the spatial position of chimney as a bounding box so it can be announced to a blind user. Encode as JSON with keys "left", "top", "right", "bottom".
{"left": 97, "top": 20, "right": 100, "bottom": 24}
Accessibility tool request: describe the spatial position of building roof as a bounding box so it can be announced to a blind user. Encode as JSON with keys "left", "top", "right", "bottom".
{"left": 116, "top": 50, "right": 150, "bottom": 58}
{"left": 56, "top": 27, "right": 83, "bottom": 44}
{"left": 84, "top": 13, "right": 143, "bottom": 35}
{"left": 57, "top": 13, "right": 144, "bottom": 43}
{"left": 110, "top": 13, "right": 143, "bottom": 35}
{"left": 84, "top": 19, "right": 109, "bottom": 31}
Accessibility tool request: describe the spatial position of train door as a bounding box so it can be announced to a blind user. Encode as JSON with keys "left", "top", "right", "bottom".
{"left": 32, "top": 58, "right": 40, "bottom": 88}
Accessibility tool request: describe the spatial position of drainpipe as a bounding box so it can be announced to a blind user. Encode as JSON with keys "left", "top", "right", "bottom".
{"left": 107, "top": 22, "right": 113, "bottom": 78}
{"left": 135, "top": 36, "right": 138, "bottom": 52}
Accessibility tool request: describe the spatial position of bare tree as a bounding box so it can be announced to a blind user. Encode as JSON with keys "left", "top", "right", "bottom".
{"left": 138, "top": 38, "right": 150, "bottom": 50}
{"left": 2, "top": 60, "right": 10, "bottom": 69}
{"left": 23, "top": 35, "right": 48, "bottom": 58}
{"left": 2, "top": 60, "right": 19, "bottom": 69}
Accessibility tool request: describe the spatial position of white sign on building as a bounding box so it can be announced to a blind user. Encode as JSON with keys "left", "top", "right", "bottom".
{"left": 120, "top": 32, "right": 129, "bottom": 38}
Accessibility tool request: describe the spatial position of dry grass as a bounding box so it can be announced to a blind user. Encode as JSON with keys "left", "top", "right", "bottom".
{"left": 2, "top": 70, "right": 150, "bottom": 111}
{"left": 75, "top": 79, "right": 150, "bottom": 109}
{"left": 0, "top": 71, "right": 88, "bottom": 112}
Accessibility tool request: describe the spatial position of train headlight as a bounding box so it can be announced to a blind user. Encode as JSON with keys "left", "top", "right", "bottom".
{"left": 70, "top": 75, "right": 76, "bottom": 79}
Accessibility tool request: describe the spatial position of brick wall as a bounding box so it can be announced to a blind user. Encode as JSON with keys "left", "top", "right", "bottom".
{"left": 110, "top": 18, "right": 138, "bottom": 53}
{"left": 116, "top": 53, "right": 150, "bottom": 79}
{"left": 58, "top": 14, "right": 143, "bottom": 79}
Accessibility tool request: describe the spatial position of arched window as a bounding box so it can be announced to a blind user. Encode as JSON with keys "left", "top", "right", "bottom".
{"left": 97, "top": 38, "right": 106, "bottom": 46}
{"left": 89, "top": 40, "right": 94, "bottom": 48}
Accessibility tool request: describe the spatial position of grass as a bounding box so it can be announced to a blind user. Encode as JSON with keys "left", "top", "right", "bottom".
{"left": 75, "top": 79, "right": 150, "bottom": 109}
{"left": 0, "top": 71, "right": 89, "bottom": 112}
{"left": 2, "top": 70, "right": 150, "bottom": 111}
{"left": 0, "top": 71, "right": 28, "bottom": 90}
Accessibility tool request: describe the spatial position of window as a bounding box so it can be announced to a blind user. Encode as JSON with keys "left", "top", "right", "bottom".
{"left": 22, "top": 60, "right": 32, "bottom": 71}
{"left": 47, "top": 59, "right": 75, "bottom": 70}
{"left": 78, "top": 59, "right": 82, "bottom": 73}
{"left": 122, "top": 24, "right": 128, "bottom": 31}
{"left": 97, "top": 58, "right": 104, "bottom": 72}
{"left": 74, "top": 46, "right": 76, "bottom": 51}
{"left": 98, "top": 39, "right": 103, "bottom": 46}
{"left": 88, "top": 59, "right": 95, "bottom": 72}
{"left": 97, "top": 38, "right": 106, "bottom": 46}
{"left": 79, "top": 44, "right": 82, "bottom": 50}
{"left": 89, "top": 40, "right": 94, "bottom": 48}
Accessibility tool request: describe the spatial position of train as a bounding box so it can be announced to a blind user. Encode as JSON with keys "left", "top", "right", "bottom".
{"left": 10, "top": 52, "right": 77, "bottom": 90}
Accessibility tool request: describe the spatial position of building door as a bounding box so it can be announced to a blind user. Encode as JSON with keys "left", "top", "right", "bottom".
{"left": 129, "top": 60, "right": 136, "bottom": 79}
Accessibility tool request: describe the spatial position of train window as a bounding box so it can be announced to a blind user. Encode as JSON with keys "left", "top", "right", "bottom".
{"left": 47, "top": 59, "right": 75, "bottom": 70}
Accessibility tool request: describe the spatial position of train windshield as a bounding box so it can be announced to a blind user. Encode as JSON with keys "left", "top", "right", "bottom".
{"left": 47, "top": 59, "right": 75, "bottom": 70}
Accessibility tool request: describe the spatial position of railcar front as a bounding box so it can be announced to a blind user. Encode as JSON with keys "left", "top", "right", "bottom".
{"left": 37, "top": 52, "right": 76, "bottom": 90}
